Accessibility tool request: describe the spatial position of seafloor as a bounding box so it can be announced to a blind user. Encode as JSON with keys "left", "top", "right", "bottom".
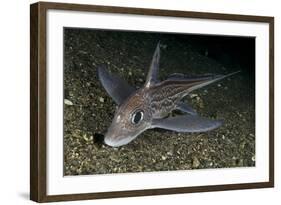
{"left": 63, "top": 28, "right": 255, "bottom": 175}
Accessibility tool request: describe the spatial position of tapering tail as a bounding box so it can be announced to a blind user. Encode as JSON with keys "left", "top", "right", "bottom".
{"left": 187, "top": 70, "right": 241, "bottom": 92}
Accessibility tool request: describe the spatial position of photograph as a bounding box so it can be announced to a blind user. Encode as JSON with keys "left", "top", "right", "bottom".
{"left": 63, "top": 28, "right": 255, "bottom": 176}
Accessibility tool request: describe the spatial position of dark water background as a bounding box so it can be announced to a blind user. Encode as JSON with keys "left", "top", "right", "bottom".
{"left": 63, "top": 28, "right": 255, "bottom": 175}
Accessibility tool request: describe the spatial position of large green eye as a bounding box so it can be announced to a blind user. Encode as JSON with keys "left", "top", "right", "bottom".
{"left": 131, "top": 110, "right": 144, "bottom": 125}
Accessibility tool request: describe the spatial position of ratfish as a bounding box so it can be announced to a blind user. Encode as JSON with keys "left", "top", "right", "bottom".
{"left": 98, "top": 42, "right": 239, "bottom": 147}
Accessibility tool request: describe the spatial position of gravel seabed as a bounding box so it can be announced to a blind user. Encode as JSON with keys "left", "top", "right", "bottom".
{"left": 63, "top": 28, "right": 255, "bottom": 175}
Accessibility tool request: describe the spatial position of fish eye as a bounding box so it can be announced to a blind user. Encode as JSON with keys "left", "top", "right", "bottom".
{"left": 131, "top": 110, "right": 144, "bottom": 125}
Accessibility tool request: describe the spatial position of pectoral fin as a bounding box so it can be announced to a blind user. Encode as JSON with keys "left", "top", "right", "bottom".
{"left": 98, "top": 66, "right": 135, "bottom": 105}
{"left": 176, "top": 102, "right": 197, "bottom": 115}
{"left": 152, "top": 115, "right": 223, "bottom": 133}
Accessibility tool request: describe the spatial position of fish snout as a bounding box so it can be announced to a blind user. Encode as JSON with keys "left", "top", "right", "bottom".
{"left": 104, "top": 134, "right": 130, "bottom": 147}
{"left": 103, "top": 127, "right": 127, "bottom": 147}
{"left": 104, "top": 118, "right": 147, "bottom": 147}
{"left": 104, "top": 135, "right": 119, "bottom": 147}
{"left": 104, "top": 127, "right": 137, "bottom": 147}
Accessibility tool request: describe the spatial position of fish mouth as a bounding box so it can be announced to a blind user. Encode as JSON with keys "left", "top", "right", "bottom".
{"left": 104, "top": 135, "right": 134, "bottom": 147}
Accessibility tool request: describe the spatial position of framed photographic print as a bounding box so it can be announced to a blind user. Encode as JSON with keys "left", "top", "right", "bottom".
{"left": 30, "top": 1, "right": 274, "bottom": 202}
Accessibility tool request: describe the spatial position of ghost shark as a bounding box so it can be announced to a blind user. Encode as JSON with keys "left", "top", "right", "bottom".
{"left": 98, "top": 43, "right": 239, "bottom": 147}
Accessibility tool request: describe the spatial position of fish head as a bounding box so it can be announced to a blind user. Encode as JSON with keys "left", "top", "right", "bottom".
{"left": 104, "top": 91, "right": 151, "bottom": 147}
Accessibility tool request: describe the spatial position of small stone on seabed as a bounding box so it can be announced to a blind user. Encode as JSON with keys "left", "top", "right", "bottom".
{"left": 83, "top": 134, "right": 88, "bottom": 141}
{"left": 190, "top": 93, "right": 198, "bottom": 98}
{"left": 128, "top": 71, "right": 132, "bottom": 76}
{"left": 99, "top": 97, "right": 104, "bottom": 103}
{"left": 64, "top": 99, "right": 73, "bottom": 105}
{"left": 252, "top": 156, "right": 255, "bottom": 161}
{"left": 161, "top": 156, "right": 167, "bottom": 160}
{"left": 192, "top": 157, "right": 200, "bottom": 168}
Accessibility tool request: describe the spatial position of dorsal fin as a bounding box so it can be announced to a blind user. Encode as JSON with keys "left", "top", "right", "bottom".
{"left": 167, "top": 73, "right": 186, "bottom": 80}
{"left": 167, "top": 73, "right": 216, "bottom": 81}
{"left": 145, "top": 42, "right": 161, "bottom": 88}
